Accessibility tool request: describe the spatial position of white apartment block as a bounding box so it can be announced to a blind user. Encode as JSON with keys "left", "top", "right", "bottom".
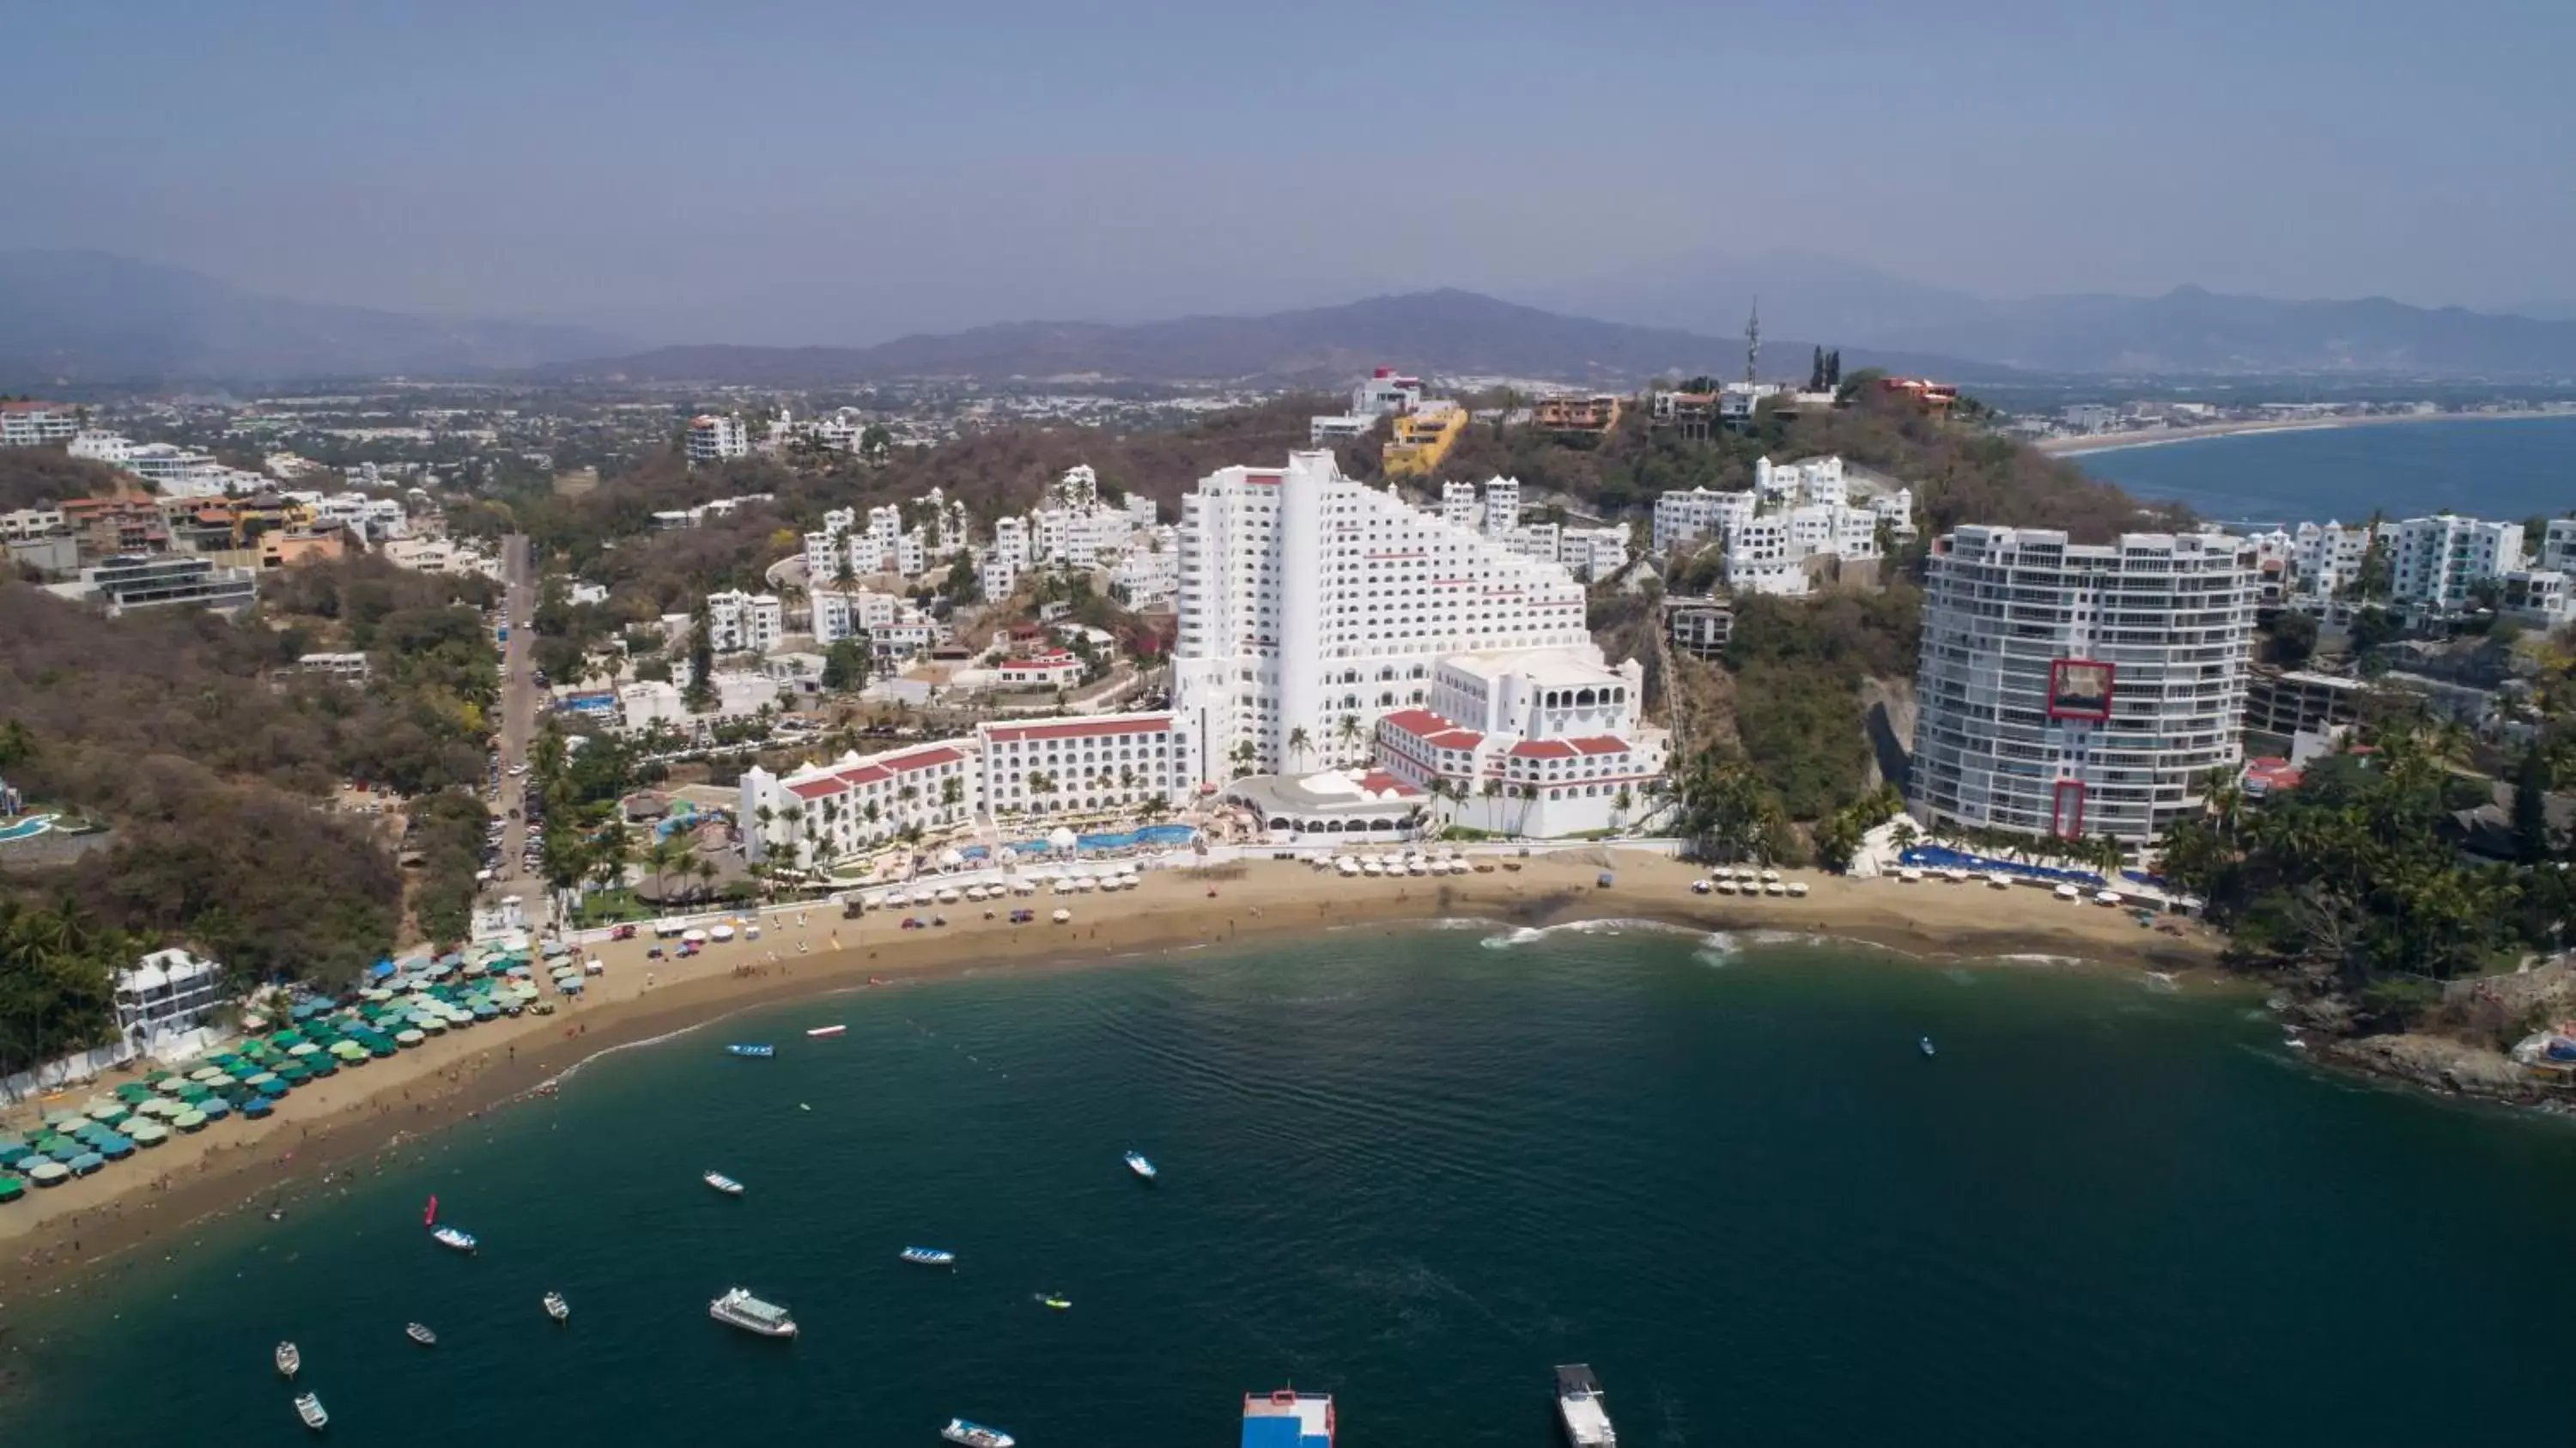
{"left": 2390, "top": 515, "right": 2524, "bottom": 615}
{"left": 2, "top": 507, "right": 67, "bottom": 541}
{"left": 1757, "top": 454, "right": 1845, "bottom": 508}
{"left": 1652, "top": 487, "right": 1757, "bottom": 557}
{"left": 75, "top": 434, "right": 264, "bottom": 498}
{"left": 2289, "top": 520, "right": 2372, "bottom": 605}
{"left": 705, "top": 589, "right": 785, "bottom": 654}
{"left": 1309, "top": 415, "right": 1374, "bottom": 446}
{"left": 1442, "top": 480, "right": 1479, "bottom": 531}
{"left": 2503, "top": 569, "right": 2575, "bottom": 629}
{"left": 1372, "top": 648, "right": 1668, "bottom": 837}
{"left": 1170, "top": 451, "right": 1591, "bottom": 784}
{"left": 738, "top": 711, "right": 1194, "bottom": 868}
{"left": 2543, "top": 518, "right": 2576, "bottom": 575}
{"left": 0, "top": 401, "right": 82, "bottom": 447}
{"left": 812, "top": 587, "right": 936, "bottom": 659}
{"left": 1483, "top": 477, "right": 1522, "bottom": 537}
{"left": 1908, "top": 526, "right": 2259, "bottom": 848}
{"left": 1352, "top": 369, "right": 1424, "bottom": 417}
{"left": 976, "top": 712, "right": 1194, "bottom": 823}
{"left": 1110, "top": 528, "right": 1182, "bottom": 606}
{"left": 686, "top": 414, "right": 750, "bottom": 465}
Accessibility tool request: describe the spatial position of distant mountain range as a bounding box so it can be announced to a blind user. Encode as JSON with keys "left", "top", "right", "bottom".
{"left": 536, "top": 289, "right": 1985, "bottom": 387}
{"left": 0, "top": 252, "right": 635, "bottom": 385}
{"left": 1542, "top": 251, "right": 2576, "bottom": 379}
{"left": 8, "top": 249, "right": 2576, "bottom": 386}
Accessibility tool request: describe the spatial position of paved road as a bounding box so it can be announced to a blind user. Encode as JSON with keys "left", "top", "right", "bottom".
{"left": 489, "top": 533, "right": 547, "bottom": 930}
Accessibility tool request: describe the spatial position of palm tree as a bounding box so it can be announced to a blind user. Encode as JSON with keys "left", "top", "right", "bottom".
{"left": 1230, "top": 739, "right": 1257, "bottom": 776}
{"left": 939, "top": 775, "right": 963, "bottom": 820}
{"left": 1336, "top": 714, "right": 1361, "bottom": 763}
{"left": 1286, "top": 727, "right": 1311, "bottom": 772}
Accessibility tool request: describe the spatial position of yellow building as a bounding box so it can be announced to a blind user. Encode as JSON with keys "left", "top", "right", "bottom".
{"left": 1381, "top": 402, "right": 1467, "bottom": 478}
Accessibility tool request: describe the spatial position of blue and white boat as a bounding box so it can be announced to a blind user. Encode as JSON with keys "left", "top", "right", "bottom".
{"left": 1918, "top": 1036, "right": 1936, "bottom": 1058}
{"left": 430, "top": 1225, "right": 477, "bottom": 1253}
{"left": 725, "top": 1043, "right": 775, "bottom": 1058}
{"left": 899, "top": 1246, "right": 957, "bottom": 1267}
{"left": 941, "top": 1418, "right": 1016, "bottom": 1448}
{"left": 704, "top": 1171, "right": 745, "bottom": 1196}
{"left": 1124, "top": 1149, "right": 1157, "bottom": 1181}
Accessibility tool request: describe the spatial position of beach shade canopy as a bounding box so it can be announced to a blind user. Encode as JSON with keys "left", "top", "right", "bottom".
{"left": 0, "top": 1144, "right": 27, "bottom": 1168}
{"left": 198, "top": 1098, "right": 232, "bottom": 1120}
{"left": 240, "top": 1098, "right": 273, "bottom": 1119}
{"left": 172, "top": 1109, "right": 206, "bottom": 1131}
{"left": 42, "top": 1109, "right": 84, "bottom": 1128}
{"left": 258, "top": 1079, "right": 291, "bottom": 1098}
{"left": 84, "top": 1098, "right": 125, "bottom": 1120}
{"left": 188, "top": 1066, "right": 222, "bottom": 1080}
{"left": 396, "top": 1029, "right": 425, "bottom": 1046}
{"left": 241, "top": 1071, "right": 277, "bottom": 1087}
{"left": 114, "top": 1083, "right": 154, "bottom": 1103}
{"left": 27, "top": 1161, "right": 69, "bottom": 1184}
{"left": 0, "top": 1176, "right": 23, "bottom": 1202}
{"left": 68, "top": 1152, "right": 104, "bottom": 1174}
{"left": 288, "top": 1042, "right": 320, "bottom": 1057}
{"left": 99, "top": 1135, "right": 134, "bottom": 1159}
{"left": 1048, "top": 826, "right": 1078, "bottom": 852}
{"left": 142, "top": 1069, "right": 171, "bottom": 1083}
{"left": 938, "top": 846, "right": 965, "bottom": 868}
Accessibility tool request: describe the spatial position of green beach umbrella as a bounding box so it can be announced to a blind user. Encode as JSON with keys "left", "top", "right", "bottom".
{"left": 188, "top": 1067, "right": 222, "bottom": 1082}
{"left": 114, "top": 1083, "right": 153, "bottom": 1103}
{"left": 26, "top": 1161, "right": 68, "bottom": 1185}
{"left": 173, "top": 1110, "right": 206, "bottom": 1132}
{"left": 396, "top": 1029, "right": 424, "bottom": 1047}
{"left": 155, "top": 1077, "right": 190, "bottom": 1095}
{"left": 127, "top": 1121, "right": 168, "bottom": 1146}
{"left": 0, "top": 1175, "right": 24, "bottom": 1202}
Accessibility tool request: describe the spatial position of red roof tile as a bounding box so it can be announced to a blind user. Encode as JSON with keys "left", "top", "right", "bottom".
{"left": 1571, "top": 737, "right": 1630, "bottom": 756}
{"left": 835, "top": 764, "right": 892, "bottom": 787}
{"left": 984, "top": 716, "right": 1170, "bottom": 744}
{"left": 1356, "top": 771, "right": 1422, "bottom": 796}
{"left": 1378, "top": 708, "right": 1456, "bottom": 736}
{"left": 786, "top": 777, "right": 843, "bottom": 800}
{"left": 1425, "top": 728, "right": 1485, "bottom": 750}
{"left": 1508, "top": 739, "right": 1577, "bottom": 759}
{"left": 884, "top": 746, "right": 963, "bottom": 772}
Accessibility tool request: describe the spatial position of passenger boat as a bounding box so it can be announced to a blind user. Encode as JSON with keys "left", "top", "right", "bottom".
{"left": 543, "top": 1291, "right": 570, "bottom": 1323}
{"left": 805, "top": 1024, "right": 847, "bottom": 1037}
{"left": 1124, "top": 1150, "right": 1157, "bottom": 1181}
{"left": 275, "top": 1341, "right": 301, "bottom": 1379}
{"left": 405, "top": 1322, "right": 439, "bottom": 1348}
{"left": 704, "top": 1171, "right": 745, "bottom": 1196}
{"left": 1241, "top": 1388, "right": 1334, "bottom": 1446}
{"left": 725, "top": 1043, "right": 775, "bottom": 1058}
{"left": 430, "top": 1225, "right": 477, "bottom": 1253}
{"left": 899, "top": 1246, "right": 957, "bottom": 1267}
{"left": 1554, "top": 1364, "right": 1615, "bottom": 1446}
{"left": 293, "top": 1391, "right": 329, "bottom": 1433}
{"left": 940, "top": 1417, "right": 1016, "bottom": 1447}
{"left": 708, "top": 1286, "right": 798, "bottom": 1338}
{"left": 1034, "top": 1293, "right": 1072, "bottom": 1310}
{"left": 1919, "top": 1036, "right": 1937, "bottom": 1058}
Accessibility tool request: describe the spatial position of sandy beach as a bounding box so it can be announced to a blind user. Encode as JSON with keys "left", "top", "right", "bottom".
{"left": 0, "top": 849, "right": 2218, "bottom": 1311}
{"left": 2039, "top": 408, "right": 2576, "bottom": 458}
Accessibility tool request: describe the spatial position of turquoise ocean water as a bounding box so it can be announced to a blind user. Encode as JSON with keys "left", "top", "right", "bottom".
{"left": 8, "top": 927, "right": 2575, "bottom": 1445}
{"left": 2075, "top": 413, "right": 2576, "bottom": 524}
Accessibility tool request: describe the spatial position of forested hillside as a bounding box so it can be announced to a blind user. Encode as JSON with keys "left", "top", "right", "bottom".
{"left": 0, "top": 557, "right": 499, "bottom": 998}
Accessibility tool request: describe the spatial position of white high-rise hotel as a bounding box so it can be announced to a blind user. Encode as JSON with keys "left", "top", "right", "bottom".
{"left": 1172, "top": 451, "right": 1590, "bottom": 784}
{"left": 1909, "top": 526, "right": 2258, "bottom": 848}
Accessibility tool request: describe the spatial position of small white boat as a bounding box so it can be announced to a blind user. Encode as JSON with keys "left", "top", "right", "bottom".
{"left": 429, "top": 1225, "right": 477, "bottom": 1254}
{"left": 294, "top": 1391, "right": 328, "bottom": 1433}
{"left": 805, "top": 1024, "right": 848, "bottom": 1038}
{"left": 1124, "top": 1149, "right": 1157, "bottom": 1181}
{"left": 709, "top": 1286, "right": 798, "bottom": 1337}
{"left": 543, "top": 1291, "right": 569, "bottom": 1323}
{"left": 942, "top": 1418, "right": 1017, "bottom": 1448}
{"left": 899, "top": 1246, "right": 957, "bottom": 1267}
{"left": 405, "top": 1322, "right": 438, "bottom": 1348}
{"left": 704, "top": 1171, "right": 745, "bottom": 1196}
{"left": 275, "top": 1341, "right": 301, "bottom": 1379}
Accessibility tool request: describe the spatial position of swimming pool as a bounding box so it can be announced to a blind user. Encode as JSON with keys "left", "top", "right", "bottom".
{"left": 0, "top": 813, "right": 58, "bottom": 843}
{"left": 961, "top": 824, "right": 1196, "bottom": 860}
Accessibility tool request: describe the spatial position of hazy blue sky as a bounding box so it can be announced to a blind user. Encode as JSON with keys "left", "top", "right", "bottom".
{"left": 3, "top": 0, "right": 2569, "bottom": 344}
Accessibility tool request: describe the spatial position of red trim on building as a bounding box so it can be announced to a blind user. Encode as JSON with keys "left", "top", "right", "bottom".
{"left": 984, "top": 717, "right": 1172, "bottom": 744}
